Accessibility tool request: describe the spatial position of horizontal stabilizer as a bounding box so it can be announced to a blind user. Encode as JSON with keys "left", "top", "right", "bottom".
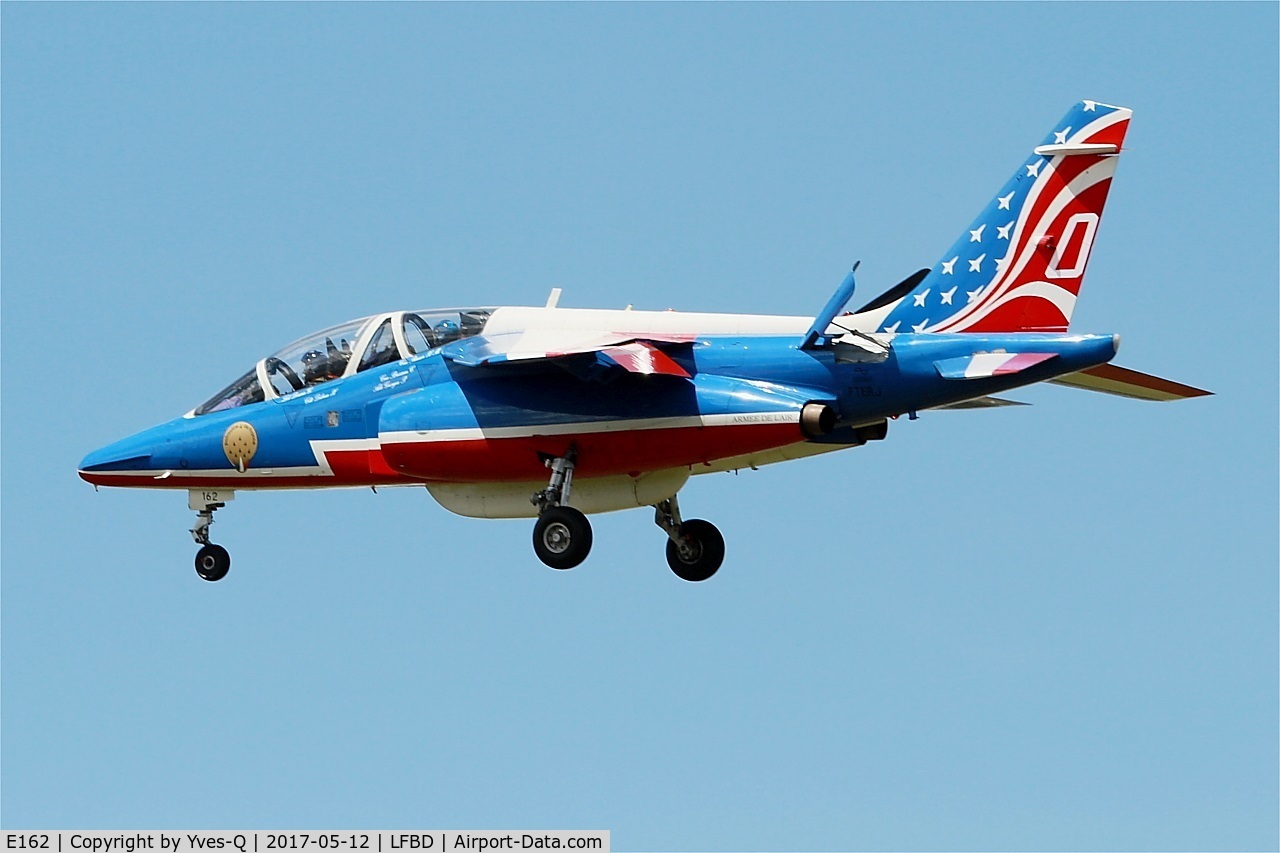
{"left": 1049, "top": 363, "right": 1211, "bottom": 401}
{"left": 935, "top": 352, "right": 1057, "bottom": 380}
{"left": 933, "top": 396, "right": 1030, "bottom": 410}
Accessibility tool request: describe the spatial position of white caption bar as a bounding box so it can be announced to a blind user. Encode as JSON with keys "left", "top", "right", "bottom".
{"left": 1, "top": 833, "right": 608, "bottom": 853}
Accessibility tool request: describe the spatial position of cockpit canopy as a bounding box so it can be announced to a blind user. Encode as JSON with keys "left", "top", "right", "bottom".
{"left": 194, "top": 309, "right": 492, "bottom": 416}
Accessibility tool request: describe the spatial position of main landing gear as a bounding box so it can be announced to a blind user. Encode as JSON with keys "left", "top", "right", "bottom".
{"left": 654, "top": 496, "right": 724, "bottom": 582}
{"left": 531, "top": 446, "right": 593, "bottom": 569}
{"left": 190, "top": 491, "right": 232, "bottom": 582}
{"left": 527, "top": 447, "right": 724, "bottom": 582}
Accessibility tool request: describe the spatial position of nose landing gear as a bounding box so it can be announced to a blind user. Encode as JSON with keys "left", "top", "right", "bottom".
{"left": 654, "top": 496, "right": 724, "bottom": 582}
{"left": 189, "top": 490, "right": 233, "bottom": 582}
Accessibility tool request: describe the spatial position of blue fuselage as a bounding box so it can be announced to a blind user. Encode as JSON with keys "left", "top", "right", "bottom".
{"left": 79, "top": 332, "right": 1118, "bottom": 489}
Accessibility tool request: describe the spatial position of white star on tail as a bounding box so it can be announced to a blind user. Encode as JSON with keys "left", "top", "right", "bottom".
{"left": 1054, "top": 127, "right": 1071, "bottom": 144}
{"left": 1026, "top": 161, "right": 1042, "bottom": 177}
{"left": 912, "top": 319, "right": 929, "bottom": 333}
{"left": 1084, "top": 100, "right": 1097, "bottom": 112}
{"left": 995, "top": 255, "right": 1008, "bottom": 272}
{"left": 941, "top": 256, "right": 957, "bottom": 274}
{"left": 882, "top": 320, "right": 900, "bottom": 334}
{"left": 913, "top": 288, "right": 931, "bottom": 307}
{"left": 940, "top": 286, "right": 956, "bottom": 305}
{"left": 968, "top": 253, "right": 986, "bottom": 272}
{"left": 997, "top": 221, "right": 1013, "bottom": 240}
{"left": 969, "top": 224, "right": 986, "bottom": 242}
{"left": 967, "top": 286, "right": 983, "bottom": 303}
{"left": 997, "top": 191, "right": 1014, "bottom": 210}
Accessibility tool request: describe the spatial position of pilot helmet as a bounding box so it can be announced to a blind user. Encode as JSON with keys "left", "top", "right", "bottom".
{"left": 434, "top": 319, "right": 460, "bottom": 343}
{"left": 301, "top": 350, "right": 327, "bottom": 383}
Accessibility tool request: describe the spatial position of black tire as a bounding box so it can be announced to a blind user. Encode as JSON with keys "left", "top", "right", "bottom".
{"left": 195, "top": 543, "right": 231, "bottom": 582}
{"left": 665, "top": 519, "right": 725, "bottom": 582}
{"left": 533, "top": 506, "right": 593, "bottom": 570}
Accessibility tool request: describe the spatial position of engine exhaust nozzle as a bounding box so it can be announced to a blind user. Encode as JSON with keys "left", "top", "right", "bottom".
{"left": 800, "top": 402, "right": 837, "bottom": 438}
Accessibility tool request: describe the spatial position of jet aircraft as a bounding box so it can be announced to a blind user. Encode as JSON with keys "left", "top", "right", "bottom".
{"left": 80, "top": 100, "right": 1209, "bottom": 583}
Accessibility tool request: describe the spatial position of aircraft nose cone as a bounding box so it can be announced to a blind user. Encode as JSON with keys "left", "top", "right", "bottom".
{"left": 1112, "top": 333, "right": 1122, "bottom": 354}
{"left": 79, "top": 435, "right": 154, "bottom": 473}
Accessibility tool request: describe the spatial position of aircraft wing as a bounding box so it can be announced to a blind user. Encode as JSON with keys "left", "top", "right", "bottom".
{"left": 1048, "top": 364, "right": 1211, "bottom": 401}
{"left": 440, "top": 330, "right": 694, "bottom": 377}
{"left": 932, "top": 396, "right": 1030, "bottom": 410}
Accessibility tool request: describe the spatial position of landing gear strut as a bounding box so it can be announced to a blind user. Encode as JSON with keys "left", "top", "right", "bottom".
{"left": 189, "top": 490, "right": 232, "bottom": 582}
{"left": 654, "top": 496, "right": 724, "bottom": 582}
{"left": 530, "top": 446, "right": 592, "bottom": 570}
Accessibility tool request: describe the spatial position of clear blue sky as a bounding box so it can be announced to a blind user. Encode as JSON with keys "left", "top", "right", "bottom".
{"left": 3, "top": 3, "right": 1276, "bottom": 850}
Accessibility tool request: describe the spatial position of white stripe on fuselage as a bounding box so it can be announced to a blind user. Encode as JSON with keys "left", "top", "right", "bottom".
{"left": 378, "top": 411, "right": 800, "bottom": 444}
{"left": 83, "top": 413, "right": 802, "bottom": 483}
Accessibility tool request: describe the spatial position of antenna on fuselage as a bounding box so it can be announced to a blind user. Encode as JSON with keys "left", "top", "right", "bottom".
{"left": 545, "top": 288, "right": 562, "bottom": 309}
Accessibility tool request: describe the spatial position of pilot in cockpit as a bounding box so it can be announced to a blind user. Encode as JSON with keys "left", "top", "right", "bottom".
{"left": 302, "top": 336, "right": 352, "bottom": 386}
{"left": 434, "top": 319, "right": 461, "bottom": 347}
{"left": 302, "top": 351, "right": 329, "bottom": 386}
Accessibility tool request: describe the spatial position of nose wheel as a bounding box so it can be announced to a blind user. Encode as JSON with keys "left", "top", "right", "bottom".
{"left": 195, "top": 543, "right": 231, "bottom": 582}
{"left": 654, "top": 497, "right": 724, "bottom": 582}
{"left": 189, "top": 490, "right": 233, "bottom": 582}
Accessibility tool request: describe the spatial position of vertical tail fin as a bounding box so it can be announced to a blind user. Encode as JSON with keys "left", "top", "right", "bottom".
{"left": 874, "top": 100, "right": 1132, "bottom": 334}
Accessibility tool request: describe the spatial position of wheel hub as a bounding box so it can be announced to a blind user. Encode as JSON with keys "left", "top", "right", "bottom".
{"left": 543, "top": 522, "right": 572, "bottom": 554}
{"left": 677, "top": 537, "right": 702, "bottom": 564}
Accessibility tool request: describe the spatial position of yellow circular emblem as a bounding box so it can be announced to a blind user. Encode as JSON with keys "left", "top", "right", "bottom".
{"left": 222, "top": 421, "right": 259, "bottom": 471}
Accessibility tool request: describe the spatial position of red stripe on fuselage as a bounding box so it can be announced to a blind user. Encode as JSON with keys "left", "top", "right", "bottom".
{"left": 79, "top": 422, "right": 806, "bottom": 490}
{"left": 380, "top": 421, "right": 804, "bottom": 481}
